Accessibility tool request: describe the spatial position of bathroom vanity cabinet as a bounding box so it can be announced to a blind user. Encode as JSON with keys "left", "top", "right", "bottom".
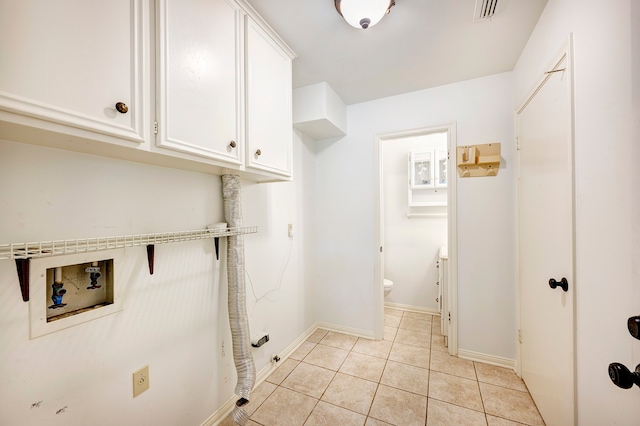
{"left": 0, "top": 0, "right": 295, "bottom": 182}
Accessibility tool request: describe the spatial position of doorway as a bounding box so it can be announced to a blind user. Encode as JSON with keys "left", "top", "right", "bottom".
{"left": 374, "top": 123, "right": 458, "bottom": 355}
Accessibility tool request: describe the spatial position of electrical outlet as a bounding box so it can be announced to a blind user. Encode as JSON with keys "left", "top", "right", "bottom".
{"left": 133, "top": 366, "right": 149, "bottom": 397}
{"left": 288, "top": 223, "right": 294, "bottom": 238}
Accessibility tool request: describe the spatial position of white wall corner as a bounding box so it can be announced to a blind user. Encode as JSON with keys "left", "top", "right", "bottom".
{"left": 200, "top": 323, "right": 335, "bottom": 426}
{"left": 293, "top": 82, "right": 347, "bottom": 139}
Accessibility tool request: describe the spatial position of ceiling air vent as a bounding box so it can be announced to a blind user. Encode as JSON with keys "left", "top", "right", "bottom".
{"left": 474, "top": 0, "right": 499, "bottom": 22}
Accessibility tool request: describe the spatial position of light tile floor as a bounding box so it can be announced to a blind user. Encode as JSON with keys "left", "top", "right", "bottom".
{"left": 222, "top": 308, "right": 545, "bottom": 426}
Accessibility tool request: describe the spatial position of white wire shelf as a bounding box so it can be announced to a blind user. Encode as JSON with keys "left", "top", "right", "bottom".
{"left": 0, "top": 226, "right": 257, "bottom": 260}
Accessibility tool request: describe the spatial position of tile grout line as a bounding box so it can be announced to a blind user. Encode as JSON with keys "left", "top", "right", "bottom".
{"left": 254, "top": 313, "right": 537, "bottom": 426}
{"left": 474, "top": 361, "right": 489, "bottom": 423}
{"left": 425, "top": 366, "right": 432, "bottom": 425}
{"left": 326, "top": 333, "right": 381, "bottom": 423}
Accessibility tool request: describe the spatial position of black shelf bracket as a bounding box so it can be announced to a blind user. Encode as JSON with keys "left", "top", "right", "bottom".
{"left": 15, "top": 258, "right": 30, "bottom": 302}
{"left": 147, "top": 244, "right": 155, "bottom": 275}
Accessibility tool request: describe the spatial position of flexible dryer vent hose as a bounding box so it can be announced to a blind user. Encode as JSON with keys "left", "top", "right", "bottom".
{"left": 222, "top": 174, "right": 255, "bottom": 425}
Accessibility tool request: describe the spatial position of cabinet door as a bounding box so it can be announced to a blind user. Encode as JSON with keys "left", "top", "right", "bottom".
{"left": 245, "top": 17, "right": 293, "bottom": 177}
{"left": 0, "top": 0, "right": 145, "bottom": 143}
{"left": 156, "top": 0, "right": 242, "bottom": 165}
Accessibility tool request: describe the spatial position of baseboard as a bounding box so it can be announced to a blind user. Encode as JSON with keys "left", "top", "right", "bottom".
{"left": 386, "top": 306, "right": 513, "bottom": 371}
{"left": 201, "top": 323, "right": 320, "bottom": 426}
{"left": 201, "top": 324, "right": 516, "bottom": 425}
{"left": 314, "top": 321, "right": 376, "bottom": 339}
{"left": 384, "top": 302, "right": 440, "bottom": 316}
{"left": 200, "top": 397, "right": 237, "bottom": 426}
{"left": 201, "top": 321, "right": 379, "bottom": 425}
{"left": 457, "top": 349, "right": 516, "bottom": 371}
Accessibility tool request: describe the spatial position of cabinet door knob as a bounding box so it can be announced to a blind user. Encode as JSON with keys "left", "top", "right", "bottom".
{"left": 229, "top": 140, "right": 237, "bottom": 148}
{"left": 115, "top": 102, "right": 128, "bottom": 114}
{"left": 255, "top": 149, "right": 262, "bottom": 156}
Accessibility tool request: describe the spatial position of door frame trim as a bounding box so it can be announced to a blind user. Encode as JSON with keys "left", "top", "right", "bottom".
{"left": 374, "top": 122, "right": 458, "bottom": 356}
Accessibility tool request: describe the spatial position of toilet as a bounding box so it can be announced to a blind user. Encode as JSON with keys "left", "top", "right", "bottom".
{"left": 383, "top": 279, "right": 394, "bottom": 297}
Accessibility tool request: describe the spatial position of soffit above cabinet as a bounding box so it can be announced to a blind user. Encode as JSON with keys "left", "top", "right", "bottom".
{"left": 293, "top": 82, "right": 346, "bottom": 140}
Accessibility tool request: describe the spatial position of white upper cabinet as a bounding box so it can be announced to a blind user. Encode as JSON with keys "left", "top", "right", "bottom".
{"left": 0, "top": 0, "right": 294, "bottom": 181}
{"left": 245, "top": 16, "right": 294, "bottom": 177}
{"left": 0, "top": 0, "right": 146, "bottom": 144}
{"left": 156, "top": 0, "right": 242, "bottom": 165}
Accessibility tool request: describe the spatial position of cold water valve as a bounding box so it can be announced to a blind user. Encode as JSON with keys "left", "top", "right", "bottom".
{"left": 50, "top": 282, "right": 67, "bottom": 309}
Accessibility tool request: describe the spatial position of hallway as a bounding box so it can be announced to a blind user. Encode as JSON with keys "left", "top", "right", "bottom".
{"left": 222, "top": 309, "right": 544, "bottom": 425}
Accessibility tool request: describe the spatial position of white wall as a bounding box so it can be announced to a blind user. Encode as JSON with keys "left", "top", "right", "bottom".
{"left": 382, "top": 133, "right": 447, "bottom": 311}
{"left": 242, "top": 129, "right": 317, "bottom": 354}
{"left": 315, "top": 72, "right": 518, "bottom": 360}
{"left": 513, "top": 0, "right": 640, "bottom": 423}
{"left": 0, "top": 130, "right": 315, "bottom": 425}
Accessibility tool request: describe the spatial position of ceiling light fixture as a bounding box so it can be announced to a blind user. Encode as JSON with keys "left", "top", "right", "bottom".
{"left": 334, "top": 0, "right": 396, "bottom": 30}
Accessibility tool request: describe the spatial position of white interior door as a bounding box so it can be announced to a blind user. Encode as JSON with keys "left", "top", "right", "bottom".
{"left": 517, "top": 49, "right": 575, "bottom": 425}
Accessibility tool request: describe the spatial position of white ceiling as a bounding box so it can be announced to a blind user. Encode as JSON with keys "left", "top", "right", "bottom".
{"left": 246, "top": 0, "right": 548, "bottom": 105}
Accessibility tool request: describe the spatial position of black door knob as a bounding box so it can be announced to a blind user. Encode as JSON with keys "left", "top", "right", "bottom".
{"left": 549, "top": 277, "right": 568, "bottom": 292}
{"left": 628, "top": 316, "right": 640, "bottom": 340}
{"left": 608, "top": 362, "right": 640, "bottom": 389}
